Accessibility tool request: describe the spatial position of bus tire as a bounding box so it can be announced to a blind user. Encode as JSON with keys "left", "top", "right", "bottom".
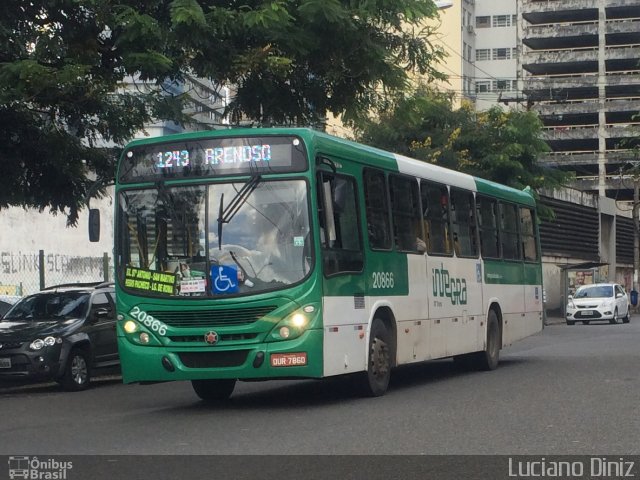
{"left": 191, "top": 379, "right": 236, "bottom": 403}
{"left": 476, "top": 310, "right": 500, "bottom": 371}
{"left": 357, "top": 319, "right": 392, "bottom": 397}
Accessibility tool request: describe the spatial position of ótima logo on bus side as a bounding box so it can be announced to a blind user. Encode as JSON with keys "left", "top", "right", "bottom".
{"left": 432, "top": 264, "right": 468, "bottom": 305}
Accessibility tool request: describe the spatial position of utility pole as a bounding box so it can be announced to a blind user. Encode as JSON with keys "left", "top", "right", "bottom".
{"left": 634, "top": 177, "right": 640, "bottom": 297}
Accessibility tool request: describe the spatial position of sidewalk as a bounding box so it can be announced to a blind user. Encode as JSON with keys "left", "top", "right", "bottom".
{"left": 544, "top": 313, "right": 566, "bottom": 326}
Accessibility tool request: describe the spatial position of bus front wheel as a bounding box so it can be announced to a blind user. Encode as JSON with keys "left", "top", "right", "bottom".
{"left": 191, "top": 379, "right": 236, "bottom": 403}
{"left": 357, "top": 319, "right": 392, "bottom": 397}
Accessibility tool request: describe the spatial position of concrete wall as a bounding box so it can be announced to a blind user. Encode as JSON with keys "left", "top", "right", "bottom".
{"left": 0, "top": 192, "right": 114, "bottom": 295}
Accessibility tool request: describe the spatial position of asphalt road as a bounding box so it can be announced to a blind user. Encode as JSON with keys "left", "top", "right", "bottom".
{"left": 1, "top": 318, "right": 639, "bottom": 456}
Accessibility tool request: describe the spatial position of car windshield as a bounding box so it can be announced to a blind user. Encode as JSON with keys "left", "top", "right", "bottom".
{"left": 574, "top": 285, "right": 613, "bottom": 299}
{"left": 2, "top": 292, "right": 90, "bottom": 321}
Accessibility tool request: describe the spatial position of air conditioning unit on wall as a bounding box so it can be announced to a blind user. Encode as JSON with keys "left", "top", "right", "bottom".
{"left": 466, "top": 24, "right": 475, "bottom": 34}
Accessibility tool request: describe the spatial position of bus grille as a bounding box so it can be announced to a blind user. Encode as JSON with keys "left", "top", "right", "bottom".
{"left": 178, "top": 350, "right": 250, "bottom": 368}
{"left": 146, "top": 306, "right": 277, "bottom": 327}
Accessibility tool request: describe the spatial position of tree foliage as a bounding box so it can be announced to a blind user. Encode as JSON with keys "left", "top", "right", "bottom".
{"left": 354, "top": 85, "right": 571, "bottom": 198}
{"left": 0, "top": 0, "right": 445, "bottom": 224}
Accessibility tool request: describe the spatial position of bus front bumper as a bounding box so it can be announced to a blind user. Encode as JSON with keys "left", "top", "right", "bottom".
{"left": 118, "top": 329, "right": 323, "bottom": 383}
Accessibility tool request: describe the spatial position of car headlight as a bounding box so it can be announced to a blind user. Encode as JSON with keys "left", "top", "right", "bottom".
{"left": 568, "top": 300, "right": 576, "bottom": 309}
{"left": 29, "top": 336, "right": 60, "bottom": 350}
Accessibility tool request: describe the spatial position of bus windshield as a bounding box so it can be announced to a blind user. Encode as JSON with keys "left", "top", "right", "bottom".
{"left": 118, "top": 179, "right": 312, "bottom": 298}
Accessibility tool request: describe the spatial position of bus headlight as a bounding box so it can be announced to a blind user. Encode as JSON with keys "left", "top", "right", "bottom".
{"left": 268, "top": 305, "right": 318, "bottom": 342}
{"left": 121, "top": 319, "right": 162, "bottom": 346}
{"left": 124, "top": 320, "right": 138, "bottom": 333}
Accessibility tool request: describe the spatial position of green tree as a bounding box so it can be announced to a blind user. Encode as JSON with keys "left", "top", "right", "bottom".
{"left": 355, "top": 85, "right": 570, "bottom": 195}
{"left": 0, "top": 0, "right": 445, "bottom": 224}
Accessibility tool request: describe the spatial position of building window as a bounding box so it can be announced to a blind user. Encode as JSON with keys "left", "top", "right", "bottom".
{"left": 463, "top": 8, "right": 467, "bottom": 26}
{"left": 476, "top": 81, "right": 490, "bottom": 93}
{"left": 512, "top": 14, "right": 518, "bottom": 26}
{"left": 476, "top": 49, "right": 490, "bottom": 61}
{"left": 493, "top": 48, "right": 511, "bottom": 60}
{"left": 492, "top": 79, "right": 511, "bottom": 91}
{"left": 476, "top": 16, "right": 490, "bottom": 28}
{"left": 467, "top": 44, "right": 472, "bottom": 61}
{"left": 463, "top": 41, "right": 468, "bottom": 60}
{"left": 512, "top": 47, "right": 518, "bottom": 58}
{"left": 492, "top": 15, "right": 511, "bottom": 27}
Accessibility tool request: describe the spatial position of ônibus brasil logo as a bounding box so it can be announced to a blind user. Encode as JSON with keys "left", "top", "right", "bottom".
{"left": 8, "top": 456, "right": 72, "bottom": 480}
{"left": 432, "top": 264, "right": 468, "bottom": 305}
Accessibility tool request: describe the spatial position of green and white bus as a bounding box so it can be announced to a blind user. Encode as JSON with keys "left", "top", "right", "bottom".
{"left": 112, "top": 127, "right": 543, "bottom": 400}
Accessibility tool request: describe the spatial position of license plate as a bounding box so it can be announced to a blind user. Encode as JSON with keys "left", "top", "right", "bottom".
{"left": 270, "top": 353, "right": 307, "bottom": 367}
{"left": 581, "top": 310, "right": 593, "bottom": 316}
{"left": 0, "top": 357, "right": 11, "bottom": 369}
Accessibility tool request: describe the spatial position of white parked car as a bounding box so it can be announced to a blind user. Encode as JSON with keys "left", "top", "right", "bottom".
{"left": 566, "top": 283, "right": 630, "bottom": 325}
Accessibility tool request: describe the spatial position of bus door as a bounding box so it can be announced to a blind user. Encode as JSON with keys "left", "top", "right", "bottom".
{"left": 316, "top": 168, "right": 367, "bottom": 376}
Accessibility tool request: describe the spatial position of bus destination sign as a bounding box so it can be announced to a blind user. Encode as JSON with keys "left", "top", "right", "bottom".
{"left": 119, "top": 136, "right": 307, "bottom": 183}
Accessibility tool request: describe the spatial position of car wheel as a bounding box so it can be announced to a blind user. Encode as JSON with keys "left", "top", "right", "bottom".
{"left": 357, "top": 318, "right": 392, "bottom": 397}
{"left": 61, "top": 348, "right": 91, "bottom": 391}
{"left": 582, "top": 321, "right": 590, "bottom": 325}
{"left": 191, "top": 379, "right": 236, "bottom": 402}
{"left": 566, "top": 320, "right": 575, "bottom": 326}
{"left": 623, "top": 309, "right": 630, "bottom": 324}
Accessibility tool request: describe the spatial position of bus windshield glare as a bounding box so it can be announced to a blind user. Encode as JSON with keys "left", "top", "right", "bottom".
{"left": 117, "top": 179, "right": 312, "bottom": 297}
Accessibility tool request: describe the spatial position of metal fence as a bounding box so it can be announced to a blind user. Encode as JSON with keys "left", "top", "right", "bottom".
{"left": 0, "top": 250, "right": 113, "bottom": 297}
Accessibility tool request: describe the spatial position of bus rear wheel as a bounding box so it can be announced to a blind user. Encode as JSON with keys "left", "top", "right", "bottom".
{"left": 191, "top": 379, "right": 236, "bottom": 402}
{"left": 357, "top": 319, "right": 392, "bottom": 397}
{"left": 476, "top": 310, "right": 501, "bottom": 371}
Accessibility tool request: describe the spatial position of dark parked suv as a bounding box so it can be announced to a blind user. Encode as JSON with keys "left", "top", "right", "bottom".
{"left": 0, "top": 282, "right": 117, "bottom": 390}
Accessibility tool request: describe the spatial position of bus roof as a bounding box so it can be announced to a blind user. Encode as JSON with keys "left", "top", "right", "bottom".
{"left": 123, "top": 127, "right": 536, "bottom": 207}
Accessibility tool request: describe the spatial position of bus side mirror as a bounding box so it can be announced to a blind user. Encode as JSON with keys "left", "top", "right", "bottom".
{"left": 89, "top": 209, "right": 101, "bottom": 242}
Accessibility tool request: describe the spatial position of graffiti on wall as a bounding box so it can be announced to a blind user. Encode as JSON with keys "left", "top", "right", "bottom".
{"left": 0, "top": 251, "right": 109, "bottom": 294}
{"left": 0, "top": 251, "right": 105, "bottom": 275}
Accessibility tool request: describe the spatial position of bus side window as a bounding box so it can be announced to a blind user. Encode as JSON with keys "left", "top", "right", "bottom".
{"left": 389, "top": 174, "right": 423, "bottom": 253}
{"left": 520, "top": 207, "right": 538, "bottom": 261}
{"left": 363, "top": 169, "right": 392, "bottom": 250}
{"left": 477, "top": 195, "right": 500, "bottom": 258}
{"left": 450, "top": 188, "right": 478, "bottom": 257}
{"left": 420, "top": 181, "right": 452, "bottom": 255}
{"left": 500, "top": 202, "right": 520, "bottom": 260}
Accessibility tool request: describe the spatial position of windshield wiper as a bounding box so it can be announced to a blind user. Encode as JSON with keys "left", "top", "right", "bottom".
{"left": 217, "top": 175, "right": 262, "bottom": 250}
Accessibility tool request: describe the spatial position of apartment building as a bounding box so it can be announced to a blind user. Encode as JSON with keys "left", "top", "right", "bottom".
{"left": 520, "top": 0, "right": 640, "bottom": 199}
{"left": 433, "top": 0, "right": 519, "bottom": 109}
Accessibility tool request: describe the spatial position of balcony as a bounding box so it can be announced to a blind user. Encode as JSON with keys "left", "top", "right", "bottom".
{"left": 542, "top": 125, "right": 599, "bottom": 141}
{"left": 525, "top": 21, "right": 598, "bottom": 41}
{"left": 522, "top": 0, "right": 599, "bottom": 14}
{"left": 605, "top": 44, "right": 640, "bottom": 60}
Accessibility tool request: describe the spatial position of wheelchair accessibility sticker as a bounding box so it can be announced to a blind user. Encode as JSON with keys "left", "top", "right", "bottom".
{"left": 211, "top": 265, "right": 239, "bottom": 294}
